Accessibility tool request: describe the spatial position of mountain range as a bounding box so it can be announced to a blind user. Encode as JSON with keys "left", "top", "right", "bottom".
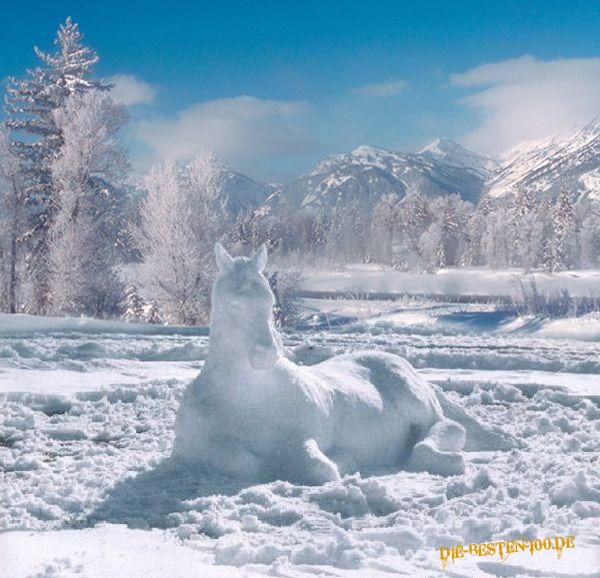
{"left": 224, "top": 118, "right": 600, "bottom": 217}
{"left": 486, "top": 118, "right": 600, "bottom": 203}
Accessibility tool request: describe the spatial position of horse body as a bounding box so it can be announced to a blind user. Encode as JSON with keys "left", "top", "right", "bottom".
{"left": 174, "top": 245, "right": 505, "bottom": 484}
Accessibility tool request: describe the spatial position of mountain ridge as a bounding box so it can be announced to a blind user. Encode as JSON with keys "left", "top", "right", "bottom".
{"left": 485, "top": 118, "right": 600, "bottom": 202}
{"left": 232, "top": 118, "right": 600, "bottom": 218}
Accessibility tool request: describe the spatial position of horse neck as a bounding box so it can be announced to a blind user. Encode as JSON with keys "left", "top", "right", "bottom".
{"left": 205, "top": 319, "right": 247, "bottom": 373}
{"left": 204, "top": 299, "right": 280, "bottom": 376}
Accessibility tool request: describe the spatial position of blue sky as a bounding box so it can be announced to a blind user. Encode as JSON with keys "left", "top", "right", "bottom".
{"left": 3, "top": 1, "right": 600, "bottom": 181}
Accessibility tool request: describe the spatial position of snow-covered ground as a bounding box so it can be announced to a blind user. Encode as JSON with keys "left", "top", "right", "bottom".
{"left": 1, "top": 299, "right": 599, "bottom": 578}
{"left": 303, "top": 266, "right": 600, "bottom": 299}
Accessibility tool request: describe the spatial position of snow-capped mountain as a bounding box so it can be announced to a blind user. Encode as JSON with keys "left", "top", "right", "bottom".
{"left": 264, "top": 140, "right": 496, "bottom": 215}
{"left": 419, "top": 137, "right": 499, "bottom": 178}
{"left": 217, "top": 170, "right": 275, "bottom": 215}
{"left": 486, "top": 118, "right": 600, "bottom": 203}
{"left": 257, "top": 119, "right": 600, "bottom": 219}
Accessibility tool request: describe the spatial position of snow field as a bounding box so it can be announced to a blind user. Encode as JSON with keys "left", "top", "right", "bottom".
{"left": 0, "top": 306, "right": 599, "bottom": 577}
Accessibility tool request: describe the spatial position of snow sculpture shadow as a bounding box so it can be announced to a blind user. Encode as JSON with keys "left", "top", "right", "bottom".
{"left": 174, "top": 244, "right": 514, "bottom": 485}
{"left": 87, "top": 457, "right": 248, "bottom": 528}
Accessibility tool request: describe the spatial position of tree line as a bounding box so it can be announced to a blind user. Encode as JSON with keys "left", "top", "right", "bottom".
{"left": 239, "top": 188, "right": 600, "bottom": 273}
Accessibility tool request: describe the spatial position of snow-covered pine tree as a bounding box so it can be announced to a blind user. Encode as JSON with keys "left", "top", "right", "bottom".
{"left": 47, "top": 90, "right": 128, "bottom": 317}
{"left": 510, "top": 187, "right": 536, "bottom": 268}
{"left": 123, "top": 282, "right": 145, "bottom": 323}
{"left": 3, "top": 17, "right": 109, "bottom": 312}
{"left": 0, "top": 127, "right": 25, "bottom": 313}
{"left": 530, "top": 193, "right": 554, "bottom": 271}
{"left": 552, "top": 190, "right": 577, "bottom": 271}
{"left": 143, "top": 300, "right": 162, "bottom": 324}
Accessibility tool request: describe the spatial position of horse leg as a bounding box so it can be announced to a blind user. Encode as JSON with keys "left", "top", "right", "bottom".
{"left": 290, "top": 439, "right": 341, "bottom": 485}
{"left": 406, "top": 419, "right": 466, "bottom": 476}
{"left": 433, "top": 387, "right": 519, "bottom": 451}
{"left": 206, "top": 436, "right": 263, "bottom": 480}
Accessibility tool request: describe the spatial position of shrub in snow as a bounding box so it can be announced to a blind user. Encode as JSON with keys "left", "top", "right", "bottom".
{"left": 502, "top": 275, "right": 600, "bottom": 319}
{"left": 173, "top": 245, "right": 515, "bottom": 485}
{"left": 268, "top": 269, "right": 304, "bottom": 327}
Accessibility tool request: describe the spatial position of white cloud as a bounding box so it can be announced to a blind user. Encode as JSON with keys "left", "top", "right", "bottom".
{"left": 133, "top": 95, "right": 313, "bottom": 168}
{"left": 352, "top": 79, "right": 408, "bottom": 98}
{"left": 451, "top": 55, "right": 600, "bottom": 155}
{"left": 106, "top": 74, "right": 156, "bottom": 106}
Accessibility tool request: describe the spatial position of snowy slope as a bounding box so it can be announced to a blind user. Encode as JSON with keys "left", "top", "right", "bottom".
{"left": 487, "top": 118, "right": 600, "bottom": 202}
{"left": 263, "top": 140, "right": 497, "bottom": 215}
{"left": 419, "top": 137, "right": 499, "bottom": 178}
{"left": 216, "top": 168, "right": 275, "bottom": 215}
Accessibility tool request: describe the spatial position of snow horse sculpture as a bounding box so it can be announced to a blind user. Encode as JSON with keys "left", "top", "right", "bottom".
{"left": 174, "top": 244, "right": 511, "bottom": 484}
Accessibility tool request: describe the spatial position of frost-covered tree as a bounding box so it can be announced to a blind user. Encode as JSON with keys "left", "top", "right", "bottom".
{"left": 578, "top": 205, "right": 600, "bottom": 268}
{"left": 370, "top": 193, "right": 399, "bottom": 264}
{"left": 394, "top": 191, "right": 430, "bottom": 270}
{"left": 325, "top": 203, "right": 348, "bottom": 264}
{"left": 510, "top": 188, "right": 536, "bottom": 268}
{"left": 134, "top": 155, "right": 228, "bottom": 325}
{"left": 123, "top": 282, "right": 144, "bottom": 323}
{"left": 530, "top": 193, "right": 554, "bottom": 271}
{"left": 47, "top": 90, "right": 128, "bottom": 316}
{"left": 143, "top": 300, "right": 162, "bottom": 324}
{"left": 480, "top": 207, "right": 511, "bottom": 269}
{"left": 419, "top": 221, "right": 444, "bottom": 272}
{"left": 4, "top": 17, "right": 109, "bottom": 312}
{"left": 423, "top": 195, "right": 472, "bottom": 269}
{"left": 0, "top": 128, "right": 26, "bottom": 312}
{"left": 552, "top": 190, "right": 577, "bottom": 271}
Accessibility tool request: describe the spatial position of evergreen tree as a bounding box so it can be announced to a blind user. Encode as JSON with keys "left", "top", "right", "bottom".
{"left": 4, "top": 18, "right": 109, "bottom": 312}
{"left": 143, "top": 300, "right": 162, "bottom": 324}
{"left": 510, "top": 188, "right": 536, "bottom": 268}
{"left": 0, "top": 128, "right": 25, "bottom": 313}
{"left": 578, "top": 207, "right": 600, "bottom": 268}
{"left": 123, "top": 283, "right": 145, "bottom": 323}
{"left": 530, "top": 193, "right": 554, "bottom": 271}
{"left": 553, "top": 190, "right": 577, "bottom": 271}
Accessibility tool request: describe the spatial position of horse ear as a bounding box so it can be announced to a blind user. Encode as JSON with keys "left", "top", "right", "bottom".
{"left": 215, "top": 243, "right": 234, "bottom": 272}
{"left": 250, "top": 244, "right": 268, "bottom": 272}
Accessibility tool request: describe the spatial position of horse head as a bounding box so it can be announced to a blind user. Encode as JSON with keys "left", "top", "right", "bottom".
{"left": 211, "top": 243, "right": 281, "bottom": 370}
